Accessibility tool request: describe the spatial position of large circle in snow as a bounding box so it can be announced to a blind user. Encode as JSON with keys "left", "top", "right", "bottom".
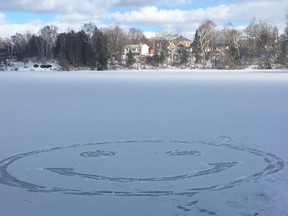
{"left": 0, "top": 139, "right": 284, "bottom": 196}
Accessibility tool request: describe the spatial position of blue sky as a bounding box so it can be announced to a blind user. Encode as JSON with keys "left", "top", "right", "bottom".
{"left": 0, "top": 0, "right": 287, "bottom": 38}
{"left": 5, "top": 12, "right": 54, "bottom": 24}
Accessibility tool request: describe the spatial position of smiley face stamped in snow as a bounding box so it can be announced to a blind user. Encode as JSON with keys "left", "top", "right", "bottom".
{"left": 0, "top": 137, "right": 284, "bottom": 197}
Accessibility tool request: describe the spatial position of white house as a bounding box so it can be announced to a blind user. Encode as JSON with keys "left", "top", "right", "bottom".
{"left": 124, "top": 43, "right": 149, "bottom": 56}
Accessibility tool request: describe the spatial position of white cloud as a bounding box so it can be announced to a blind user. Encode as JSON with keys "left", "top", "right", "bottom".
{"left": 0, "top": 0, "right": 66, "bottom": 13}
{"left": 0, "top": 0, "right": 287, "bottom": 38}
{"left": 0, "top": 0, "right": 112, "bottom": 37}
{"left": 0, "top": 0, "right": 113, "bottom": 26}
{"left": 0, "top": 0, "right": 96, "bottom": 13}
{"left": 111, "top": 0, "right": 193, "bottom": 7}
{"left": 110, "top": 6, "right": 189, "bottom": 25}
{"left": 238, "top": 0, "right": 283, "bottom": 22}
{"left": 0, "top": 21, "right": 43, "bottom": 38}
{"left": 109, "top": 0, "right": 288, "bottom": 36}
{"left": 143, "top": 31, "right": 156, "bottom": 38}
{"left": 110, "top": 1, "right": 288, "bottom": 24}
{"left": 0, "top": 0, "right": 195, "bottom": 15}
{"left": 0, "top": 20, "right": 84, "bottom": 38}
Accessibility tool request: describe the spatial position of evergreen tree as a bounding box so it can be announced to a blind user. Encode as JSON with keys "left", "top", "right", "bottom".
{"left": 26, "top": 36, "right": 40, "bottom": 58}
{"left": 178, "top": 44, "right": 189, "bottom": 65}
{"left": 77, "top": 31, "right": 95, "bottom": 67}
{"left": 126, "top": 49, "right": 135, "bottom": 68}
{"left": 55, "top": 33, "right": 68, "bottom": 68}
{"left": 153, "top": 52, "right": 159, "bottom": 66}
{"left": 92, "top": 29, "right": 109, "bottom": 70}
{"left": 159, "top": 50, "right": 166, "bottom": 65}
{"left": 192, "top": 30, "right": 201, "bottom": 63}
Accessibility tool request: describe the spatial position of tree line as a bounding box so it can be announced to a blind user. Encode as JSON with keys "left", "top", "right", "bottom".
{"left": 1, "top": 13, "right": 288, "bottom": 70}
{"left": 189, "top": 18, "right": 287, "bottom": 69}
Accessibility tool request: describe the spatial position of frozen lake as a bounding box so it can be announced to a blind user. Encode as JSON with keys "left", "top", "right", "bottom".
{"left": 0, "top": 70, "right": 288, "bottom": 216}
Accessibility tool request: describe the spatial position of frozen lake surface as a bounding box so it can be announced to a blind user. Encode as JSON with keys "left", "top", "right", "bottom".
{"left": 0, "top": 70, "right": 288, "bottom": 216}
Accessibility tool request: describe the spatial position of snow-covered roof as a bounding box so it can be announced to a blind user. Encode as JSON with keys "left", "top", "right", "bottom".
{"left": 124, "top": 43, "right": 149, "bottom": 49}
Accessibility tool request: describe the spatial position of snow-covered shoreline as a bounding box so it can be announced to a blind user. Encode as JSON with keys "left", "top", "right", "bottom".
{"left": 2, "top": 69, "right": 288, "bottom": 84}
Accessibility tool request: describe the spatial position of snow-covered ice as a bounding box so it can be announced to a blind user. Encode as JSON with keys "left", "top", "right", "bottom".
{"left": 0, "top": 70, "right": 288, "bottom": 216}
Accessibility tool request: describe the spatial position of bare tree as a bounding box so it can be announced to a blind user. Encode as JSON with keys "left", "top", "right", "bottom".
{"left": 285, "top": 7, "right": 288, "bottom": 37}
{"left": 10, "top": 33, "right": 30, "bottom": 60}
{"left": 154, "top": 31, "right": 179, "bottom": 65}
{"left": 197, "top": 20, "right": 216, "bottom": 62}
{"left": 224, "top": 26, "right": 242, "bottom": 59}
{"left": 128, "top": 28, "right": 147, "bottom": 44}
{"left": 36, "top": 25, "right": 58, "bottom": 63}
{"left": 104, "top": 24, "right": 129, "bottom": 61}
{"left": 2, "top": 38, "right": 14, "bottom": 66}
{"left": 277, "top": 7, "right": 288, "bottom": 66}
{"left": 246, "top": 19, "right": 278, "bottom": 68}
{"left": 220, "top": 25, "right": 243, "bottom": 68}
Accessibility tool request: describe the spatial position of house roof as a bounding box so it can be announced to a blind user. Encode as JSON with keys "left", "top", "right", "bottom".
{"left": 124, "top": 43, "right": 149, "bottom": 49}
{"left": 173, "top": 36, "right": 192, "bottom": 43}
{"left": 124, "top": 44, "right": 140, "bottom": 49}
